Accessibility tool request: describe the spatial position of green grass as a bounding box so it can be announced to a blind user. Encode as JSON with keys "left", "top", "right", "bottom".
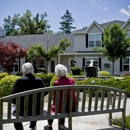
{"left": 112, "top": 115, "right": 130, "bottom": 129}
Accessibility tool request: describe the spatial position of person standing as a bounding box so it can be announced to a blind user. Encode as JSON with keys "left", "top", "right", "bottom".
{"left": 11, "top": 62, "right": 47, "bottom": 130}
{"left": 44, "top": 64, "right": 76, "bottom": 130}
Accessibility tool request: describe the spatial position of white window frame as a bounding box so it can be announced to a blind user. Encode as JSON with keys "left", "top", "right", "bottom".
{"left": 85, "top": 57, "right": 99, "bottom": 66}
{"left": 88, "top": 33, "right": 102, "bottom": 47}
{"left": 123, "top": 57, "right": 130, "bottom": 71}
{"left": 38, "top": 58, "right": 44, "bottom": 68}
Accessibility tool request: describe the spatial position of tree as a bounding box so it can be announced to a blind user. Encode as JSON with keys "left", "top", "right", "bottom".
{"left": 94, "top": 23, "right": 130, "bottom": 75}
{"left": 59, "top": 9, "right": 76, "bottom": 34}
{"left": 27, "top": 38, "right": 71, "bottom": 73}
{"left": 0, "top": 41, "right": 28, "bottom": 73}
{"left": 3, "top": 15, "right": 18, "bottom": 36}
{"left": 3, "top": 10, "right": 50, "bottom": 36}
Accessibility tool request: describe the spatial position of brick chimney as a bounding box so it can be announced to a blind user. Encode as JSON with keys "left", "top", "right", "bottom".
{"left": 0, "top": 27, "right": 5, "bottom": 37}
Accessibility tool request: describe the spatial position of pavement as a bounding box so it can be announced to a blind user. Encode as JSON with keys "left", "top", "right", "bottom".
{"left": 3, "top": 98, "right": 130, "bottom": 130}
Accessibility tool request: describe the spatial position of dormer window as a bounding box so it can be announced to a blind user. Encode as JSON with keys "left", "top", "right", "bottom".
{"left": 88, "top": 34, "right": 102, "bottom": 47}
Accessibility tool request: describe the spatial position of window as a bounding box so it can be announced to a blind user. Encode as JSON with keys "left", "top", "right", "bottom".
{"left": 10, "top": 59, "right": 19, "bottom": 72}
{"left": 123, "top": 58, "right": 129, "bottom": 71}
{"left": 30, "top": 59, "right": 36, "bottom": 69}
{"left": 88, "top": 34, "right": 94, "bottom": 47}
{"left": 85, "top": 57, "right": 99, "bottom": 66}
{"left": 126, "top": 31, "right": 130, "bottom": 38}
{"left": 88, "top": 34, "right": 102, "bottom": 47}
{"left": 38, "top": 59, "right": 44, "bottom": 68}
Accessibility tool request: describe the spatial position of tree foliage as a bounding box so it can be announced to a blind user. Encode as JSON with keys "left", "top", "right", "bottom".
{"left": 94, "top": 23, "right": 130, "bottom": 75}
{"left": 27, "top": 38, "right": 71, "bottom": 72}
{"left": 59, "top": 9, "right": 76, "bottom": 34}
{"left": 3, "top": 10, "right": 50, "bottom": 36}
{"left": 0, "top": 41, "right": 28, "bottom": 73}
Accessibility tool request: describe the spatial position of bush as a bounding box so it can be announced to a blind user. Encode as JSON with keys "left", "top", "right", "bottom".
{"left": 120, "top": 71, "right": 130, "bottom": 77}
{"left": 98, "top": 71, "right": 111, "bottom": 76}
{"left": 70, "top": 66, "right": 83, "bottom": 75}
{"left": 0, "top": 75, "right": 20, "bottom": 97}
{"left": 76, "top": 77, "right": 126, "bottom": 96}
{"left": 34, "top": 68, "right": 46, "bottom": 73}
{"left": 0, "top": 72, "right": 9, "bottom": 80}
{"left": 15, "top": 72, "right": 23, "bottom": 76}
{"left": 34, "top": 73, "right": 54, "bottom": 87}
{"left": 50, "top": 74, "right": 76, "bottom": 86}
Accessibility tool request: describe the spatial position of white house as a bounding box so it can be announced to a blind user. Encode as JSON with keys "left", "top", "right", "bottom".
{"left": 0, "top": 19, "right": 130, "bottom": 75}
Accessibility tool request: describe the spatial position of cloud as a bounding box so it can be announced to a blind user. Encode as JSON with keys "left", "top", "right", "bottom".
{"left": 119, "top": 5, "right": 130, "bottom": 17}
{"left": 128, "top": 5, "right": 130, "bottom": 10}
{"left": 104, "top": 7, "right": 108, "bottom": 10}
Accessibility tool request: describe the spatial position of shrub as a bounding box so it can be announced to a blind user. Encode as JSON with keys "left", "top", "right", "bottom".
{"left": 77, "top": 76, "right": 130, "bottom": 96}
{"left": 15, "top": 72, "right": 23, "bottom": 76}
{"left": 120, "top": 71, "right": 130, "bottom": 77}
{"left": 50, "top": 74, "right": 75, "bottom": 86}
{"left": 70, "top": 66, "right": 83, "bottom": 75}
{"left": 34, "top": 68, "right": 46, "bottom": 73}
{"left": 34, "top": 73, "right": 54, "bottom": 87}
{"left": 0, "top": 72, "right": 9, "bottom": 80}
{"left": 0, "top": 75, "right": 20, "bottom": 97}
{"left": 98, "top": 71, "right": 111, "bottom": 76}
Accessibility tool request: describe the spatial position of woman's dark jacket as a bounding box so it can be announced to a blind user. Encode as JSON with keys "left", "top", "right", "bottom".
{"left": 11, "top": 74, "right": 47, "bottom": 116}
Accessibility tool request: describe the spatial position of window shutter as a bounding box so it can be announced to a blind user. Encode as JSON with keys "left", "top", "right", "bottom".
{"left": 99, "top": 58, "right": 101, "bottom": 70}
{"left": 83, "top": 58, "right": 85, "bottom": 67}
{"left": 86, "top": 34, "right": 88, "bottom": 48}
{"left": 120, "top": 59, "right": 122, "bottom": 72}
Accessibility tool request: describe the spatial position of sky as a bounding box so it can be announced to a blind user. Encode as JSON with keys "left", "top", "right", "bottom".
{"left": 0, "top": 0, "right": 130, "bottom": 32}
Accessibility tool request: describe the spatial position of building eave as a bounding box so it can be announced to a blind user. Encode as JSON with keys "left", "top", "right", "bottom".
{"left": 85, "top": 21, "right": 103, "bottom": 32}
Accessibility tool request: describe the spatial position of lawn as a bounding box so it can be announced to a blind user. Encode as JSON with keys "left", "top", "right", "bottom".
{"left": 112, "top": 115, "right": 130, "bottom": 129}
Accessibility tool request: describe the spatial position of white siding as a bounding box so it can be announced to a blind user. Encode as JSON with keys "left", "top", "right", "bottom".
{"left": 87, "top": 24, "right": 102, "bottom": 33}
{"left": 74, "top": 34, "right": 86, "bottom": 51}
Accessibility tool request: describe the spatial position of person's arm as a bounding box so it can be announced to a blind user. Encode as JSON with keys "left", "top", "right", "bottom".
{"left": 38, "top": 78, "right": 48, "bottom": 96}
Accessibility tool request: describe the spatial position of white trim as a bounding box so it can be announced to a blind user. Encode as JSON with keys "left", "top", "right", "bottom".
{"left": 88, "top": 33, "right": 102, "bottom": 47}
{"left": 60, "top": 53, "right": 102, "bottom": 56}
{"left": 85, "top": 21, "right": 103, "bottom": 32}
{"left": 71, "top": 31, "right": 87, "bottom": 34}
{"left": 121, "top": 19, "right": 130, "bottom": 29}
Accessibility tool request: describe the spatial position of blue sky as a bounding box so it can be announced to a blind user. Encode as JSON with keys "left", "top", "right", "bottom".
{"left": 0, "top": 0, "right": 130, "bottom": 32}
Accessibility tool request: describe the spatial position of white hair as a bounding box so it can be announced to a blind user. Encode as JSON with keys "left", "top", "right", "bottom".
{"left": 55, "top": 64, "right": 68, "bottom": 77}
{"left": 22, "top": 62, "right": 34, "bottom": 74}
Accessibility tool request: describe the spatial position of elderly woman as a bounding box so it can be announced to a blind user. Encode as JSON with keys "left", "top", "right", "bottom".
{"left": 44, "top": 64, "right": 76, "bottom": 130}
{"left": 11, "top": 62, "right": 47, "bottom": 130}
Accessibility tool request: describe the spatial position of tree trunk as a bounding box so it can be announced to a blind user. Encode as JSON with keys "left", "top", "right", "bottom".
{"left": 112, "top": 61, "right": 114, "bottom": 75}
{"left": 47, "top": 62, "right": 49, "bottom": 74}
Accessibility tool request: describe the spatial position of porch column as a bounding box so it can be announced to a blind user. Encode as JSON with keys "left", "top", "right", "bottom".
{"left": 58, "top": 54, "right": 60, "bottom": 64}
{"left": 76, "top": 54, "right": 78, "bottom": 66}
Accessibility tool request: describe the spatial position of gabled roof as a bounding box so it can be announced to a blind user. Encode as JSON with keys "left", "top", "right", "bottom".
{"left": 121, "top": 18, "right": 130, "bottom": 29}
{"left": 99, "top": 20, "right": 125, "bottom": 28}
{"left": 72, "top": 20, "right": 127, "bottom": 34}
{"left": 85, "top": 20, "right": 103, "bottom": 32}
{"left": 71, "top": 27, "right": 87, "bottom": 34}
{"left": 0, "top": 34, "right": 75, "bottom": 54}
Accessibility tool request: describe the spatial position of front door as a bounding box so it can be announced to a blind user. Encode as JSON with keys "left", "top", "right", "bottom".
{"left": 68, "top": 58, "right": 75, "bottom": 67}
{"left": 50, "top": 58, "right": 56, "bottom": 73}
